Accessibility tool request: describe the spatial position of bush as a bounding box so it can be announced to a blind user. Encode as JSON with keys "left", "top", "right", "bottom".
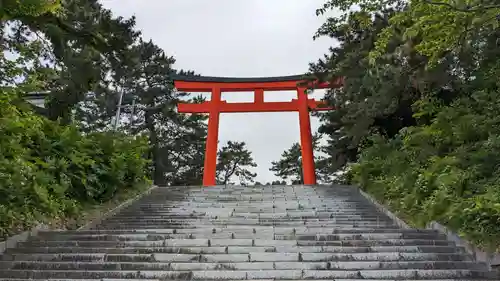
{"left": 0, "top": 93, "right": 150, "bottom": 238}
{"left": 350, "top": 90, "right": 500, "bottom": 250}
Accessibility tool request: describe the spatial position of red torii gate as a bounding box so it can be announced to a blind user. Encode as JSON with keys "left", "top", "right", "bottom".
{"left": 174, "top": 75, "right": 341, "bottom": 186}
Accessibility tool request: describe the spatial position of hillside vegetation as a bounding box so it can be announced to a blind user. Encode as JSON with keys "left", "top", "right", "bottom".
{"left": 309, "top": 0, "right": 500, "bottom": 250}
{"left": 0, "top": 91, "right": 150, "bottom": 239}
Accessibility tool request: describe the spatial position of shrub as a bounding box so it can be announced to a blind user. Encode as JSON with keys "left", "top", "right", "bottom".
{"left": 350, "top": 90, "right": 500, "bottom": 250}
{"left": 0, "top": 93, "right": 150, "bottom": 238}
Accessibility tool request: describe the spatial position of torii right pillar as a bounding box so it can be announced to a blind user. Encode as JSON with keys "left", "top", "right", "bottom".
{"left": 297, "top": 87, "right": 316, "bottom": 185}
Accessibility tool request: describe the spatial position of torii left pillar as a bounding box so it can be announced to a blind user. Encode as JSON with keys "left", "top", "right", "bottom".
{"left": 174, "top": 75, "right": 338, "bottom": 186}
{"left": 204, "top": 87, "right": 221, "bottom": 186}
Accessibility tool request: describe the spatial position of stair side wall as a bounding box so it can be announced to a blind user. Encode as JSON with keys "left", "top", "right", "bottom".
{"left": 0, "top": 224, "right": 50, "bottom": 255}
{"left": 428, "top": 221, "right": 500, "bottom": 271}
{"left": 0, "top": 185, "right": 157, "bottom": 254}
{"left": 78, "top": 185, "right": 159, "bottom": 230}
{"left": 339, "top": 184, "right": 500, "bottom": 272}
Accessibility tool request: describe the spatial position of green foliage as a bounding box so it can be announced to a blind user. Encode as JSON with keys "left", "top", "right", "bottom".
{"left": 371, "top": 1, "right": 500, "bottom": 66}
{"left": 0, "top": 0, "right": 202, "bottom": 239}
{"left": 1, "top": 0, "right": 61, "bottom": 19}
{"left": 313, "top": 0, "right": 500, "bottom": 250}
{"left": 0, "top": 93, "right": 150, "bottom": 239}
{"left": 216, "top": 141, "right": 257, "bottom": 185}
{"left": 316, "top": 0, "right": 500, "bottom": 66}
{"left": 2, "top": 0, "right": 206, "bottom": 187}
{"left": 270, "top": 134, "right": 326, "bottom": 184}
{"left": 2, "top": 0, "right": 142, "bottom": 123}
{"left": 270, "top": 142, "right": 304, "bottom": 184}
{"left": 350, "top": 89, "right": 500, "bottom": 249}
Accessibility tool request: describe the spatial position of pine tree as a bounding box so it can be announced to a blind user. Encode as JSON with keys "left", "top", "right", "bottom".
{"left": 216, "top": 141, "right": 257, "bottom": 185}
{"left": 269, "top": 134, "right": 325, "bottom": 184}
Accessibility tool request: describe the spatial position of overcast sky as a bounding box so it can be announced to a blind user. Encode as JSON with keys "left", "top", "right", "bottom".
{"left": 100, "top": 0, "right": 338, "bottom": 183}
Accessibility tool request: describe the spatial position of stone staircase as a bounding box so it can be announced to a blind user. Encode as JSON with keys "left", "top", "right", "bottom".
{"left": 0, "top": 185, "right": 497, "bottom": 280}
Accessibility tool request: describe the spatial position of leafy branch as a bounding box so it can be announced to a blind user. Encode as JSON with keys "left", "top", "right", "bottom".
{"left": 422, "top": 0, "right": 500, "bottom": 12}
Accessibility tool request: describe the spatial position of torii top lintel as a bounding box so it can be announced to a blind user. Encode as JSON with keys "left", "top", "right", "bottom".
{"left": 173, "top": 74, "right": 342, "bottom": 92}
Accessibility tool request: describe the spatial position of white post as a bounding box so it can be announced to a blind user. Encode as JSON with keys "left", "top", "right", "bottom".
{"left": 114, "top": 90, "right": 124, "bottom": 130}
{"left": 129, "top": 98, "right": 136, "bottom": 130}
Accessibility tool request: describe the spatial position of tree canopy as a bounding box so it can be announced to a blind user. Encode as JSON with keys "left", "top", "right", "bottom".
{"left": 0, "top": 0, "right": 213, "bottom": 238}
{"left": 216, "top": 141, "right": 258, "bottom": 186}
{"left": 311, "top": 0, "right": 500, "bottom": 250}
{"left": 1, "top": 0, "right": 61, "bottom": 19}
{"left": 270, "top": 134, "right": 330, "bottom": 184}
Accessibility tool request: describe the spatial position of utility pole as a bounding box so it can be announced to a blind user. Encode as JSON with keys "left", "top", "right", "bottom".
{"left": 129, "top": 97, "right": 136, "bottom": 131}
{"left": 114, "top": 90, "right": 124, "bottom": 130}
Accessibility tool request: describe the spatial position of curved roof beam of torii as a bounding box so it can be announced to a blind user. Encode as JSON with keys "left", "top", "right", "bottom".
{"left": 172, "top": 74, "right": 343, "bottom": 92}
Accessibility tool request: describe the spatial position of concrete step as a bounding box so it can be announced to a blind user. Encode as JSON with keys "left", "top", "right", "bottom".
{"left": 112, "top": 212, "right": 388, "bottom": 218}
{"left": 118, "top": 199, "right": 375, "bottom": 203}
{"left": 101, "top": 217, "right": 394, "bottom": 223}
{"left": 3, "top": 279, "right": 494, "bottom": 281}
{"left": 0, "top": 252, "right": 474, "bottom": 263}
{"left": 116, "top": 203, "right": 379, "bottom": 206}
{"left": 117, "top": 213, "right": 388, "bottom": 218}
{"left": 36, "top": 228, "right": 439, "bottom": 236}
{"left": 5, "top": 245, "right": 467, "bottom": 254}
{"left": 107, "top": 213, "right": 391, "bottom": 219}
{"left": 182, "top": 200, "right": 373, "bottom": 203}
{"left": 17, "top": 239, "right": 455, "bottom": 248}
{"left": 30, "top": 232, "right": 445, "bottom": 241}
{"left": 95, "top": 221, "right": 398, "bottom": 228}
{"left": 2, "top": 279, "right": 493, "bottom": 281}
{"left": 107, "top": 206, "right": 380, "bottom": 210}
{"left": 92, "top": 225, "right": 400, "bottom": 231}
{"left": 96, "top": 221, "right": 397, "bottom": 228}
{"left": 0, "top": 261, "right": 487, "bottom": 271}
{"left": 129, "top": 202, "right": 377, "bottom": 206}
{"left": 101, "top": 215, "right": 394, "bottom": 221}
{"left": 117, "top": 209, "right": 384, "bottom": 214}
{"left": 0, "top": 268, "right": 496, "bottom": 279}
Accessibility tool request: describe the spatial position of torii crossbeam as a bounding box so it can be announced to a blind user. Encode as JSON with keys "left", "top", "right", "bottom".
{"left": 174, "top": 74, "right": 342, "bottom": 186}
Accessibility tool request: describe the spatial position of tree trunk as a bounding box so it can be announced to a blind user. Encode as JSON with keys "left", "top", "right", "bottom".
{"left": 145, "top": 108, "right": 166, "bottom": 185}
